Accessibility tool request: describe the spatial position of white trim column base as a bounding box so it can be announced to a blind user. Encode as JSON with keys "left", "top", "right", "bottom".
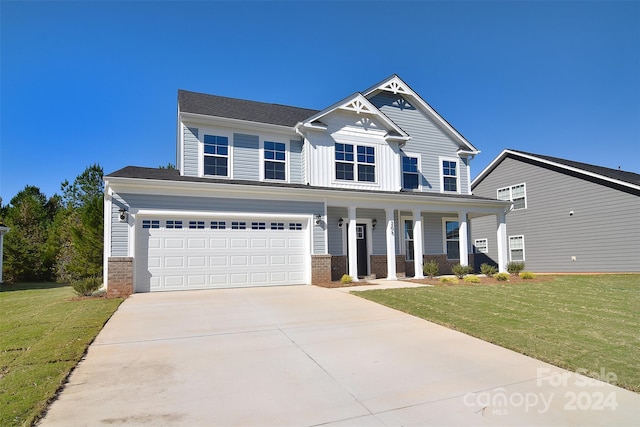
{"left": 412, "top": 210, "right": 424, "bottom": 279}
{"left": 385, "top": 208, "right": 397, "bottom": 280}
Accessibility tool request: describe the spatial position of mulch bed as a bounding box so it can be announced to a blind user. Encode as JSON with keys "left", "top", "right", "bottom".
{"left": 315, "top": 274, "right": 554, "bottom": 288}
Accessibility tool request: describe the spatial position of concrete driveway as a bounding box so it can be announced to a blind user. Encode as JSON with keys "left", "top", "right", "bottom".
{"left": 40, "top": 285, "right": 639, "bottom": 426}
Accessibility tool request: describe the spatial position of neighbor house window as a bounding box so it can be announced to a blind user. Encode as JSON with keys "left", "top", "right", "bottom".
{"left": 444, "top": 220, "right": 460, "bottom": 259}
{"left": 404, "top": 220, "right": 414, "bottom": 261}
{"left": 498, "top": 183, "right": 527, "bottom": 210}
{"left": 441, "top": 159, "right": 458, "bottom": 192}
{"left": 402, "top": 156, "right": 419, "bottom": 190}
{"left": 474, "top": 238, "right": 488, "bottom": 254}
{"left": 335, "top": 143, "right": 375, "bottom": 182}
{"left": 204, "top": 135, "right": 228, "bottom": 177}
{"left": 509, "top": 235, "right": 525, "bottom": 261}
{"left": 264, "top": 141, "right": 286, "bottom": 180}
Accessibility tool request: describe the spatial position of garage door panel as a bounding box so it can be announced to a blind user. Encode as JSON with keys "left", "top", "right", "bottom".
{"left": 136, "top": 217, "right": 308, "bottom": 292}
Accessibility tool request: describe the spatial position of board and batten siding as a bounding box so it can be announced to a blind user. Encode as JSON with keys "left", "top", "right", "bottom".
{"left": 233, "top": 133, "right": 259, "bottom": 181}
{"left": 370, "top": 92, "right": 470, "bottom": 194}
{"left": 471, "top": 156, "right": 640, "bottom": 272}
{"left": 110, "top": 192, "right": 129, "bottom": 256}
{"left": 116, "top": 193, "right": 326, "bottom": 255}
{"left": 182, "top": 126, "right": 199, "bottom": 177}
{"left": 290, "top": 139, "right": 304, "bottom": 184}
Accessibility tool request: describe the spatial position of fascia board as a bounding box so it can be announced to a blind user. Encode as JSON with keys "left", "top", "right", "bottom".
{"left": 179, "top": 112, "right": 297, "bottom": 137}
{"left": 106, "top": 176, "right": 511, "bottom": 215}
{"left": 471, "top": 149, "right": 509, "bottom": 189}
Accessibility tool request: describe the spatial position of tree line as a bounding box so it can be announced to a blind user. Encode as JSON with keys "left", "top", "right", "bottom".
{"left": 1, "top": 164, "right": 104, "bottom": 284}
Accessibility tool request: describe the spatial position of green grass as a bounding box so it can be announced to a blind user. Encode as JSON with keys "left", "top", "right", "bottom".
{"left": 357, "top": 275, "right": 640, "bottom": 392}
{"left": 0, "top": 283, "right": 123, "bottom": 427}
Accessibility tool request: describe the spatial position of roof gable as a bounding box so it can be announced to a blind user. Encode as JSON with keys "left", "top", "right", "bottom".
{"left": 178, "top": 90, "right": 318, "bottom": 127}
{"left": 472, "top": 149, "right": 640, "bottom": 193}
{"left": 363, "top": 75, "right": 479, "bottom": 154}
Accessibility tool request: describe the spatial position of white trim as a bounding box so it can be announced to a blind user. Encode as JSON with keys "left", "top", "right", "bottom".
{"left": 332, "top": 142, "right": 379, "bottom": 186}
{"left": 400, "top": 215, "right": 414, "bottom": 260}
{"left": 180, "top": 111, "right": 297, "bottom": 136}
{"left": 103, "top": 185, "right": 112, "bottom": 289}
{"left": 497, "top": 182, "right": 527, "bottom": 210}
{"left": 260, "top": 138, "right": 290, "bottom": 183}
{"left": 341, "top": 215, "right": 373, "bottom": 275}
{"left": 200, "top": 130, "right": 233, "bottom": 179}
{"left": 401, "top": 151, "right": 422, "bottom": 191}
{"left": 508, "top": 234, "right": 526, "bottom": 262}
{"left": 439, "top": 156, "right": 461, "bottom": 194}
{"left": 442, "top": 217, "right": 460, "bottom": 260}
{"left": 474, "top": 238, "right": 488, "bottom": 254}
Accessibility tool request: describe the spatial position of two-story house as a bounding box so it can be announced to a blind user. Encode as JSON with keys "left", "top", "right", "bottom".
{"left": 471, "top": 149, "right": 640, "bottom": 272}
{"left": 103, "top": 75, "right": 512, "bottom": 295}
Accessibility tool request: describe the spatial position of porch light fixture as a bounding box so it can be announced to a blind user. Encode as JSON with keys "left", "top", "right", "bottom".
{"left": 372, "top": 218, "right": 377, "bottom": 229}
{"left": 118, "top": 208, "right": 128, "bottom": 223}
{"left": 314, "top": 214, "right": 322, "bottom": 225}
{"left": 338, "top": 218, "right": 344, "bottom": 228}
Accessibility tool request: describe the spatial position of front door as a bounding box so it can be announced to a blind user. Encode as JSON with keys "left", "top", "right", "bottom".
{"left": 356, "top": 223, "right": 368, "bottom": 277}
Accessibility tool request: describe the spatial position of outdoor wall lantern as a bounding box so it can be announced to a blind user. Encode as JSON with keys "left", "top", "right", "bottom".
{"left": 118, "top": 208, "right": 128, "bottom": 223}
{"left": 372, "top": 218, "right": 378, "bottom": 229}
{"left": 338, "top": 218, "right": 344, "bottom": 228}
{"left": 314, "top": 214, "right": 322, "bottom": 225}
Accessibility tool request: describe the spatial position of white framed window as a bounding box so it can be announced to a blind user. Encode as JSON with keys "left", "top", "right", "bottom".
{"left": 402, "top": 153, "right": 420, "bottom": 190}
{"left": 335, "top": 143, "right": 376, "bottom": 183}
{"left": 509, "top": 235, "right": 525, "bottom": 261}
{"left": 263, "top": 141, "right": 287, "bottom": 181}
{"left": 203, "top": 135, "right": 229, "bottom": 177}
{"left": 474, "top": 238, "right": 488, "bottom": 254}
{"left": 442, "top": 218, "right": 460, "bottom": 259}
{"left": 403, "top": 219, "right": 414, "bottom": 261}
{"left": 439, "top": 157, "right": 460, "bottom": 193}
{"left": 497, "top": 183, "right": 527, "bottom": 210}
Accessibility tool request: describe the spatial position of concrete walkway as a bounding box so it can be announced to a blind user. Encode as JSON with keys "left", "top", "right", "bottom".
{"left": 334, "top": 278, "right": 432, "bottom": 292}
{"left": 40, "top": 285, "right": 640, "bottom": 426}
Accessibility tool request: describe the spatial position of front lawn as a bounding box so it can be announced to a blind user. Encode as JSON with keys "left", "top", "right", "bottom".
{"left": 0, "top": 283, "right": 123, "bottom": 426}
{"left": 357, "top": 274, "right": 640, "bottom": 392}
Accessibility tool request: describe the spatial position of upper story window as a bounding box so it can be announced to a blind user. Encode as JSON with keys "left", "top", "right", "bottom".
{"left": 498, "top": 183, "right": 527, "bottom": 210}
{"left": 402, "top": 156, "right": 419, "bottom": 190}
{"left": 204, "top": 135, "right": 229, "bottom": 177}
{"left": 441, "top": 159, "right": 458, "bottom": 192}
{"left": 264, "top": 141, "right": 286, "bottom": 180}
{"left": 335, "top": 143, "right": 375, "bottom": 182}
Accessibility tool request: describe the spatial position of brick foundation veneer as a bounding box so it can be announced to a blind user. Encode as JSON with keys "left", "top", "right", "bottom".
{"left": 311, "top": 255, "right": 332, "bottom": 284}
{"left": 330, "top": 256, "right": 347, "bottom": 281}
{"left": 107, "top": 257, "right": 133, "bottom": 297}
{"left": 423, "top": 254, "right": 476, "bottom": 275}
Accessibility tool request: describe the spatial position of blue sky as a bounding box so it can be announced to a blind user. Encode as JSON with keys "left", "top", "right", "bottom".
{"left": 1, "top": 1, "right": 638, "bottom": 202}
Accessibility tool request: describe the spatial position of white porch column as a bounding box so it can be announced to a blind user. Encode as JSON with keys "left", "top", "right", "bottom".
{"left": 347, "top": 206, "right": 359, "bottom": 281}
{"left": 458, "top": 211, "right": 469, "bottom": 266}
{"left": 385, "top": 208, "right": 397, "bottom": 280}
{"left": 412, "top": 210, "right": 425, "bottom": 279}
{"left": 497, "top": 212, "right": 508, "bottom": 273}
{"left": 0, "top": 225, "right": 8, "bottom": 284}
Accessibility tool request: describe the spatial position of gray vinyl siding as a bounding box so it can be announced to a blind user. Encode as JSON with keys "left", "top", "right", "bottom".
{"left": 357, "top": 208, "right": 386, "bottom": 254}
{"left": 370, "top": 92, "right": 469, "bottom": 194}
{"left": 397, "top": 211, "right": 451, "bottom": 256}
{"left": 110, "top": 192, "right": 129, "bottom": 256}
{"left": 471, "top": 156, "right": 640, "bottom": 272}
{"left": 183, "top": 127, "right": 199, "bottom": 177}
{"left": 233, "top": 133, "right": 259, "bottom": 180}
{"left": 290, "top": 139, "right": 303, "bottom": 184}
{"left": 117, "top": 193, "right": 326, "bottom": 255}
{"left": 327, "top": 206, "right": 347, "bottom": 255}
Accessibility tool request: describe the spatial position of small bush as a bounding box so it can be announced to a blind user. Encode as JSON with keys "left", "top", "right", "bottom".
{"left": 423, "top": 259, "right": 439, "bottom": 278}
{"left": 451, "top": 263, "right": 472, "bottom": 279}
{"left": 463, "top": 275, "right": 481, "bottom": 283}
{"left": 440, "top": 277, "right": 459, "bottom": 284}
{"left": 506, "top": 262, "right": 525, "bottom": 275}
{"left": 340, "top": 274, "right": 353, "bottom": 284}
{"left": 71, "top": 276, "right": 102, "bottom": 296}
{"left": 520, "top": 271, "right": 536, "bottom": 280}
{"left": 495, "top": 272, "right": 509, "bottom": 281}
{"left": 480, "top": 263, "right": 498, "bottom": 277}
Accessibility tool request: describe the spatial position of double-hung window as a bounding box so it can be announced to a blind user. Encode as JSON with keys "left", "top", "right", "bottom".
{"left": 402, "top": 156, "right": 419, "bottom": 190}
{"left": 474, "top": 238, "right": 488, "bottom": 254}
{"left": 442, "top": 159, "right": 458, "bottom": 192}
{"left": 335, "top": 143, "right": 375, "bottom": 182}
{"left": 264, "top": 141, "right": 286, "bottom": 180}
{"left": 444, "top": 220, "right": 460, "bottom": 259}
{"left": 509, "top": 235, "right": 525, "bottom": 261}
{"left": 204, "top": 135, "right": 228, "bottom": 177}
{"left": 404, "top": 220, "right": 414, "bottom": 261}
{"left": 498, "top": 183, "right": 527, "bottom": 210}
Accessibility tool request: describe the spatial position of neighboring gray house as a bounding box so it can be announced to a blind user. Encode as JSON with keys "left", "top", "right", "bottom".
{"left": 471, "top": 149, "right": 640, "bottom": 272}
{"left": 103, "top": 75, "right": 512, "bottom": 295}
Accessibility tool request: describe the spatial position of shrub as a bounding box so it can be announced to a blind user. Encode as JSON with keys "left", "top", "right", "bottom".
{"left": 423, "top": 259, "right": 439, "bottom": 278}
{"left": 495, "top": 272, "right": 509, "bottom": 281}
{"left": 340, "top": 274, "right": 353, "bottom": 285}
{"left": 520, "top": 271, "right": 536, "bottom": 280}
{"left": 506, "top": 262, "right": 525, "bottom": 275}
{"left": 451, "top": 263, "right": 472, "bottom": 279}
{"left": 463, "top": 275, "right": 481, "bottom": 283}
{"left": 71, "top": 276, "right": 102, "bottom": 296}
{"left": 440, "top": 277, "right": 459, "bottom": 284}
{"left": 480, "top": 263, "right": 498, "bottom": 277}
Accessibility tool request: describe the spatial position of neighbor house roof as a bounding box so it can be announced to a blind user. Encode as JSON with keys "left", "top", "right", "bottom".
{"left": 178, "top": 90, "right": 319, "bottom": 127}
{"left": 472, "top": 149, "right": 640, "bottom": 192}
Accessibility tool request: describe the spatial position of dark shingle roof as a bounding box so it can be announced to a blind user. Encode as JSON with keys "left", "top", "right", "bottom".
{"left": 178, "top": 90, "right": 319, "bottom": 127}
{"left": 106, "top": 166, "right": 499, "bottom": 202}
{"left": 509, "top": 150, "right": 640, "bottom": 186}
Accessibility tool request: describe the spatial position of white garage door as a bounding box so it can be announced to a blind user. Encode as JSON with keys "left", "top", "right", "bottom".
{"left": 135, "top": 217, "right": 308, "bottom": 292}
